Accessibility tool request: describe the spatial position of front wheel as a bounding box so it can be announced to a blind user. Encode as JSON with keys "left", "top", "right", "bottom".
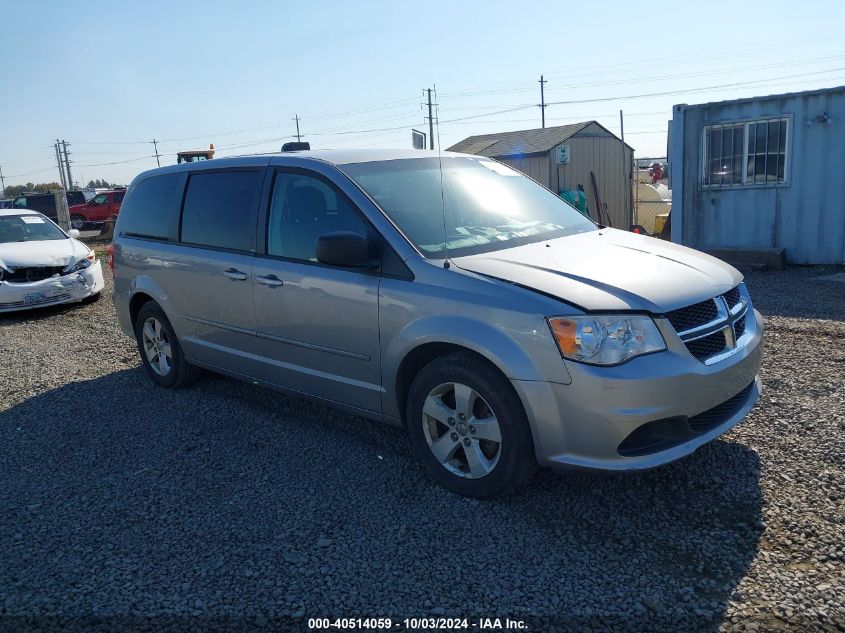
{"left": 406, "top": 352, "right": 536, "bottom": 498}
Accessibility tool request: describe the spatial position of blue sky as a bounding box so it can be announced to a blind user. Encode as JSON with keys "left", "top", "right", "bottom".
{"left": 1, "top": 0, "right": 844, "bottom": 188}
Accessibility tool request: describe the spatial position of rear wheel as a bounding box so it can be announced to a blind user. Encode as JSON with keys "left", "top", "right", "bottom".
{"left": 134, "top": 302, "right": 199, "bottom": 388}
{"left": 406, "top": 352, "right": 536, "bottom": 498}
{"left": 70, "top": 214, "right": 85, "bottom": 230}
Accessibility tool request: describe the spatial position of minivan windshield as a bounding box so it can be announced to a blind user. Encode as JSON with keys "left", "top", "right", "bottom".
{"left": 0, "top": 214, "right": 67, "bottom": 243}
{"left": 339, "top": 157, "right": 596, "bottom": 257}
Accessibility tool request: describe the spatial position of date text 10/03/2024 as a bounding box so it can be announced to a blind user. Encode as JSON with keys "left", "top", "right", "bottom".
{"left": 307, "top": 617, "right": 528, "bottom": 630}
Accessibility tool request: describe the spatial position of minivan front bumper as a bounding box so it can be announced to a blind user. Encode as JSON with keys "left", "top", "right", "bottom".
{"left": 512, "top": 308, "right": 764, "bottom": 471}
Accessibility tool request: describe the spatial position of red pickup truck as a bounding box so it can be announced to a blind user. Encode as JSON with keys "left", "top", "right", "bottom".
{"left": 69, "top": 190, "right": 125, "bottom": 227}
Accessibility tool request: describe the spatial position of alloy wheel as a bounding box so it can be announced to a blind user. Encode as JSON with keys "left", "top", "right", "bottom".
{"left": 141, "top": 316, "right": 173, "bottom": 376}
{"left": 421, "top": 382, "right": 502, "bottom": 479}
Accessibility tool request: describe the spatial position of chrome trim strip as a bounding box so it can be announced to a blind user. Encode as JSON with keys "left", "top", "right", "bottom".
{"left": 703, "top": 327, "right": 755, "bottom": 366}
{"left": 730, "top": 298, "right": 747, "bottom": 317}
{"left": 184, "top": 314, "right": 254, "bottom": 336}
{"left": 254, "top": 330, "right": 371, "bottom": 361}
{"left": 677, "top": 303, "right": 748, "bottom": 342}
{"left": 679, "top": 320, "right": 729, "bottom": 342}
{"left": 184, "top": 314, "right": 371, "bottom": 361}
{"left": 670, "top": 285, "right": 755, "bottom": 365}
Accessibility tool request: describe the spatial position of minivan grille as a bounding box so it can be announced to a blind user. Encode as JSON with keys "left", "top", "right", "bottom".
{"left": 686, "top": 331, "right": 728, "bottom": 360}
{"left": 734, "top": 314, "right": 747, "bottom": 339}
{"left": 665, "top": 286, "right": 750, "bottom": 364}
{"left": 666, "top": 299, "right": 717, "bottom": 332}
{"left": 724, "top": 286, "right": 741, "bottom": 310}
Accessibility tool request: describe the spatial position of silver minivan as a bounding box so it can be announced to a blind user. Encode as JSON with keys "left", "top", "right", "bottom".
{"left": 112, "top": 149, "right": 763, "bottom": 498}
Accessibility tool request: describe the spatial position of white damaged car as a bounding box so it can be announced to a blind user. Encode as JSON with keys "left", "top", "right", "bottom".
{"left": 0, "top": 209, "right": 104, "bottom": 312}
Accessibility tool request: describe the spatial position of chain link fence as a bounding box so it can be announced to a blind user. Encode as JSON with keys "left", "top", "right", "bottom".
{"left": 633, "top": 160, "right": 671, "bottom": 235}
{"left": 75, "top": 218, "right": 116, "bottom": 248}
{"left": 44, "top": 188, "right": 121, "bottom": 248}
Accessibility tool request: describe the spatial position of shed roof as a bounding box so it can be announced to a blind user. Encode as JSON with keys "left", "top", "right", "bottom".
{"left": 446, "top": 121, "right": 594, "bottom": 157}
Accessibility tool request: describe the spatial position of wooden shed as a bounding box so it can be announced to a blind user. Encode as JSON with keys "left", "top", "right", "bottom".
{"left": 447, "top": 121, "right": 634, "bottom": 229}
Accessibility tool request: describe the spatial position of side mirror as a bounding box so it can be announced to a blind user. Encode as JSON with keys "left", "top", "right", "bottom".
{"left": 68, "top": 229, "right": 80, "bottom": 238}
{"left": 316, "top": 231, "right": 370, "bottom": 268}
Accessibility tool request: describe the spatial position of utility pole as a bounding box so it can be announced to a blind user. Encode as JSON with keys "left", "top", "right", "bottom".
{"left": 425, "top": 88, "right": 435, "bottom": 150}
{"left": 61, "top": 140, "right": 74, "bottom": 190}
{"left": 293, "top": 115, "right": 302, "bottom": 142}
{"left": 54, "top": 141, "right": 68, "bottom": 189}
{"left": 538, "top": 75, "right": 547, "bottom": 128}
{"left": 0, "top": 164, "right": 5, "bottom": 198}
{"left": 151, "top": 139, "right": 161, "bottom": 167}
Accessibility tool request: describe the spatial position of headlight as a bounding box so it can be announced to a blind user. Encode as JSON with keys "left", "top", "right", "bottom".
{"left": 67, "top": 251, "right": 96, "bottom": 273}
{"left": 547, "top": 315, "right": 666, "bottom": 365}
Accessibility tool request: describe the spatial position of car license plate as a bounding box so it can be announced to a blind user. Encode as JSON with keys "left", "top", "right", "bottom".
{"left": 23, "top": 292, "right": 46, "bottom": 304}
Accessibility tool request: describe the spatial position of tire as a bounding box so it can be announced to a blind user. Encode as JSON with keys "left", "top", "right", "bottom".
{"left": 406, "top": 351, "right": 536, "bottom": 498}
{"left": 134, "top": 302, "right": 199, "bottom": 388}
{"left": 70, "top": 214, "right": 85, "bottom": 230}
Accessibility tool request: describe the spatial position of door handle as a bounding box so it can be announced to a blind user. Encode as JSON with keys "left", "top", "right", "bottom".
{"left": 255, "top": 273, "right": 284, "bottom": 287}
{"left": 223, "top": 268, "right": 248, "bottom": 281}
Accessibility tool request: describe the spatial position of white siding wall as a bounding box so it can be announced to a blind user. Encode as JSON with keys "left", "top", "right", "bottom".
{"left": 497, "top": 155, "right": 551, "bottom": 188}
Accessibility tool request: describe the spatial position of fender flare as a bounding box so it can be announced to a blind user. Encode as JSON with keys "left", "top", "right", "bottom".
{"left": 128, "top": 275, "right": 183, "bottom": 337}
{"left": 382, "top": 314, "right": 571, "bottom": 419}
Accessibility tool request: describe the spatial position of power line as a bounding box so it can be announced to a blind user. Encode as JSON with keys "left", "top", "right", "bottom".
{"left": 8, "top": 50, "right": 845, "bottom": 177}
{"left": 42, "top": 53, "right": 844, "bottom": 159}
{"left": 73, "top": 155, "right": 155, "bottom": 168}
{"left": 442, "top": 110, "right": 670, "bottom": 126}
{"left": 72, "top": 64, "right": 845, "bottom": 161}
{"left": 4, "top": 165, "right": 58, "bottom": 179}
{"left": 436, "top": 28, "right": 845, "bottom": 98}
{"left": 70, "top": 97, "right": 423, "bottom": 148}
{"left": 438, "top": 53, "right": 845, "bottom": 104}
{"left": 433, "top": 67, "right": 845, "bottom": 128}
{"left": 539, "top": 54, "right": 845, "bottom": 95}
{"left": 544, "top": 67, "right": 845, "bottom": 107}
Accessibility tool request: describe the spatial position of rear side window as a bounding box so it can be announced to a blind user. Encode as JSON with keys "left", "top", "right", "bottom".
{"left": 119, "top": 173, "right": 183, "bottom": 240}
{"left": 180, "top": 170, "right": 261, "bottom": 251}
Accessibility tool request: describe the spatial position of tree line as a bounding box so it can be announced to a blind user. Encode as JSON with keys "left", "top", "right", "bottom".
{"left": 3, "top": 179, "right": 126, "bottom": 198}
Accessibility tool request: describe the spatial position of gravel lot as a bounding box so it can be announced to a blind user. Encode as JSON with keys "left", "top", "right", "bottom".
{"left": 1, "top": 266, "right": 843, "bottom": 632}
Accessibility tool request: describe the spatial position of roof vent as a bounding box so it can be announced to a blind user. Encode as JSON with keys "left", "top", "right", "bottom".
{"left": 282, "top": 142, "right": 310, "bottom": 152}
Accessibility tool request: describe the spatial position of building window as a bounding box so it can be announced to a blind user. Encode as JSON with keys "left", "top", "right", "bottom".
{"left": 703, "top": 118, "right": 788, "bottom": 187}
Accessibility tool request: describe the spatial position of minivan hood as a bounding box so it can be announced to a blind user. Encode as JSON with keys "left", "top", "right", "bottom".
{"left": 0, "top": 238, "right": 85, "bottom": 271}
{"left": 452, "top": 228, "right": 742, "bottom": 313}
